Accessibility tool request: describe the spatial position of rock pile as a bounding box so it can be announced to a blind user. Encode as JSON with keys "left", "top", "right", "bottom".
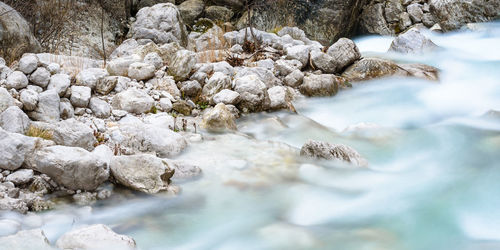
{"left": 0, "top": 2, "right": 440, "bottom": 213}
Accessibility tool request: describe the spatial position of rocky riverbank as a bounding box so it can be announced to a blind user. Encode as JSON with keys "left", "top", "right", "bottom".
{"left": 0, "top": 1, "right": 445, "bottom": 215}
{"left": 0, "top": 0, "right": 498, "bottom": 248}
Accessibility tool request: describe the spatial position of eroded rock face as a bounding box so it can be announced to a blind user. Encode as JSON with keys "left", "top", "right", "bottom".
{"left": 241, "top": 0, "right": 369, "bottom": 44}
{"left": 129, "top": 3, "right": 188, "bottom": 46}
{"left": 430, "top": 0, "right": 500, "bottom": 31}
{"left": 110, "top": 154, "right": 174, "bottom": 194}
{"left": 300, "top": 139, "right": 368, "bottom": 167}
{"left": 56, "top": 224, "right": 136, "bottom": 250}
{"left": 25, "top": 145, "right": 110, "bottom": 191}
{"left": 0, "top": 3, "right": 41, "bottom": 61}
{"left": 202, "top": 103, "right": 237, "bottom": 131}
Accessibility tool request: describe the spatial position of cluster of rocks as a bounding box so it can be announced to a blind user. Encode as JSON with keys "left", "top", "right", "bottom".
{"left": 0, "top": 224, "right": 136, "bottom": 250}
{"left": 360, "top": 0, "right": 500, "bottom": 35}
{"left": 360, "top": 0, "right": 440, "bottom": 35}
{"left": 0, "top": 2, "right": 442, "bottom": 213}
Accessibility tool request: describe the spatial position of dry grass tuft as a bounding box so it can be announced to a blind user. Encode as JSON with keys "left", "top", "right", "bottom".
{"left": 26, "top": 125, "right": 53, "bottom": 140}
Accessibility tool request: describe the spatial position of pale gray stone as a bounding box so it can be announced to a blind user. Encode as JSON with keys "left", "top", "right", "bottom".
{"left": 70, "top": 86, "right": 92, "bottom": 108}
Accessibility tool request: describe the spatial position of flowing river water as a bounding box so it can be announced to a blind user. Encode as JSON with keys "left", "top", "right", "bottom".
{"left": 2, "top": 23, "right": 500, "bottom": 250}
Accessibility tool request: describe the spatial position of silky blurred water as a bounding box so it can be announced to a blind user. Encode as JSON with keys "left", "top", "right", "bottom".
{"left": 3, "top": 23, "right": 500, "bottom": 250}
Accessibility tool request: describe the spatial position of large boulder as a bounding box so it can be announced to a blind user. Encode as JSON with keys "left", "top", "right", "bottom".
{"left": 342, "top": 58, "right": 439, "bottom": 82}
{"left": 89, "top": 97, "right": 111, "bottom": 118}
{"left": 268, "top": 86, "right": 292, "bottom": 110}
{"left": 205, "top": 6, "right": 234, "bottom": 21}
{"left": 127, "top": 62, "right": 156, "bottom": 81}
{"left": 47, "top": 74, "right": 71, "bottom": 97}
{"left": 129, "top": 3, "right": 188, "bottom": 47}
{"left": 0, "top": 87, "right": 16, "bottom": 113}
{"left": 25, "top": 145, "right": 109, "bottom": 191}
{"left": 232, "top": 75, "right": 270, "bottom": 112}
{"left": 359, "top": 2, "right": 394, "bottom": 36}
{"left": 56, "top": 224, "right": 136, "bottom": 250}
{"left": 113, "top": 121, "right": 187, "bottom": 157}
{"left": 76, "top": 68, "right": 109, "bottom": 90}
{"left": 430, "top": 0, "right": 500, "bottom": 31}
{"left": 30, "top": 67, "right": 51, "bottom": 88}
{"left": 211, "top": 89, "right": 240, "bottom": 105}
{"left": 167, "top": 50, "right": 197, "bottom": 81}
{"left": 32, "top": 119, "right": 97, "bottom": 151}
{"left": 178, "top": 0, "right": 205, "bottom": 25}
{"left": 0, "top": 106, "right": 31, "bottom": 134}
{"left": 238, "top": 0, "right": 368, "bottom": 44}
{"left": 28, "top": 89, "right": 60, "bottom": 122}
{"left": 202, "top": 103, "right": 237, "bottom": 131}
{"left": 6, "top": 71, "right": 28, "bottom": 90}
{"left": 202, "top": 72, "right": 231, "bottom": 99}
{"left": 310, "top": 50, "right": 336, "bottom": 74}
{"left": 300, "top": 140, "right": 368, "bottom": 167}
{"left": 0, "top": 229, "right": 53, "bottom": 250}
{"left": 389, "top": 28, "right": 439, "bottom": 54}
{"left": 18, "top": 55, "right": 39, "bottom": 74}
{"left": 70, "top": 86, "right": 92, "bottom": 108}
{"left": 20, "top": 89, "right": 39, "bottom": 111}
{"left": 299, "top": 74, "right": 339, "bottom": 97}
{"left": 0, "top": 2, "right": 41, "bottom": 62}
{"left": 110, "top": 154, "right": 174, "bottom": 194}
{"left": 0, "top": 128, "right": 39, "bottom": 171}
{"left": 112, "top": 88, "right": 154, "bottom": 114}
{"left": 326, "top": 38, "right": 361, "bottom": 72}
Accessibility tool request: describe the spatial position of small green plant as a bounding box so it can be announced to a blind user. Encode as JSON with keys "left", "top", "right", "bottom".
{"left": 93, "top": 130, "right": 107, "bottom": 147}
{"left": 193, "top": 19, "right": 214, "bottom": 33}
{"left": 197, "top": 101, "right": 210, "bottom": 110}
{"left": 25, "top": 125, "right": 53, "bottom": 140}
{"left": 268, "top": 26, "right": 283, "bottom": 34}
{"left": 150, "top": 105, "right": 158, "bottom": 114}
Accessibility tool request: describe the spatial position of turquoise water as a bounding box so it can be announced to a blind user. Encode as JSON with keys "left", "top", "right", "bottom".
{"left": 3, "top": 23, "right": 500, "bottom": 250}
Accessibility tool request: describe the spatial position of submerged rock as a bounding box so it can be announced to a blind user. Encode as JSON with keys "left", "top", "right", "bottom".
{"left": 300, "top": 140, "right": 368, "bottom": 167}
{"left": 389, "top": 28, "right": 439, "bottom": 54}
{"left": 56, "top": 224, "right": 136, "bottom": 250}
{"left": 202, "top": 103, "right": 237, "bottom": 131}
{"left": 0, "top": 229, "right": 53, "bottom": 250}
{"left": 110, "top": 154, "right": 174, "bottom": 194}
{"left": 342, "top": 58, "right": 439, "bottom": 82}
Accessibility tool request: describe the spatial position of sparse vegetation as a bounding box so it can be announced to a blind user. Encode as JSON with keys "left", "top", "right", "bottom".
{"left": 25, "top": 125, "right": 53, "bottom": 140}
